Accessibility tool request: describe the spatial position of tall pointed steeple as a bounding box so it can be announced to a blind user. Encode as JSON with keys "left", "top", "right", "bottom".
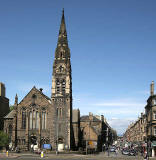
{"left": 51, "top": 9, "right": 73, "bottom": 150}
{"left": 56, "top": 9, "right": 68, "bottom": 48}
{"left": 54, "top": 9, "right": 70, "bottom": 62}
{"left": 59, "top": 8, "right": 66, "bottom": 35}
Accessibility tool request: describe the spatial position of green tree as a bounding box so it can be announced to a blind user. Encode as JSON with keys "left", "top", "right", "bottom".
{"left": 9, "top": 105, "right": 14, "bottom": 111}
{"left": 0, "top": 131, "right": 9, "bottom": 148}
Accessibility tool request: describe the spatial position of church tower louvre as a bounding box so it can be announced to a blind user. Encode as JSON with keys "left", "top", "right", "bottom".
{"left": 51, "top": 9, "right": 73, "bottom": 150}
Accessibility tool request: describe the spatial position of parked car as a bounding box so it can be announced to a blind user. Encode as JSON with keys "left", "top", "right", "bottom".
{"left": 129, "top": 149, "right": 137, "bottom": 156}
{"left": 110, "top": 146, "right": 116, "bottom": 152}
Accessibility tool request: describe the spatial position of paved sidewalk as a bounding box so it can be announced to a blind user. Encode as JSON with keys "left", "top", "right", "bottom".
{"left": 1, "top": 151, "right": 156, "bottom": 159}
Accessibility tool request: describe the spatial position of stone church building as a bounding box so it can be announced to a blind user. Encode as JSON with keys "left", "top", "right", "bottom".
{"left": 3, "top": 10, "right": 116, "bottom": 151}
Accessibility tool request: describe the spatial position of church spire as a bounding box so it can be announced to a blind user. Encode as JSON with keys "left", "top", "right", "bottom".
{"left": 59, "top": 8, "right": 67, "bottom": 35}
{"left": 55, "top": 9, "right": 70, "bottom": 60}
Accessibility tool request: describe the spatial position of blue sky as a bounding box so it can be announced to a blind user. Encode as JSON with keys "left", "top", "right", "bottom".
{"left": 0, "top": 0, "right": 156, "bottom": 135}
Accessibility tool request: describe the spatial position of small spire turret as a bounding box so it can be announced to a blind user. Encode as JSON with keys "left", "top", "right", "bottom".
{"left": 14, "top": 94, "right": 18, "bottom": 109}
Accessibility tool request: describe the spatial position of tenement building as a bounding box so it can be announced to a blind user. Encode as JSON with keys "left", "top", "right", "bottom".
{"left": 3, "top": 10, "right": 115, "bottom": 151}
{"left": 145, "top": 81, "right": 156, "bottom": 157}
{"left": 124, "top": 81, "right": 156, "bottom": 158}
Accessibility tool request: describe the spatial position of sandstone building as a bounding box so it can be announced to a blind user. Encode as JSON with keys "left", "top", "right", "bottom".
{"left": 145, "top": 81, "right": 156, "bottom": 157}
{"left": 124, "top": 81, "right": 156, "bottom": 157}
{"left": 3, "top": 10, "right": 115, "bottom": 151}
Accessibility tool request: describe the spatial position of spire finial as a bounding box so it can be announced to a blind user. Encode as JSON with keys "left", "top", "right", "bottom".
{"left": 62, "top": 8, "right": 64, "bottom": 15}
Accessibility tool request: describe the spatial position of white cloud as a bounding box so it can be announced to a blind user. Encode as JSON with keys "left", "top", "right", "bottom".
{"left": 75, "top": 98, "right": 146, "bottom": 135}
{"left": 95, "top": 102, "right": 144, "bottom": 107}
{"left": 107, "top": 118, "right": 135, "bottom": 135}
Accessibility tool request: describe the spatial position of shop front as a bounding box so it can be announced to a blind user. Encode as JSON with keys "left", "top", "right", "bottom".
{"left": 151, "top": 141, "right": 156, "bottom": 157}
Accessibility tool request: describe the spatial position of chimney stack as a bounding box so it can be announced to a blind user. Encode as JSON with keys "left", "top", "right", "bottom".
{"left": 151, "top": 81, "right": 154, "bottom": 96}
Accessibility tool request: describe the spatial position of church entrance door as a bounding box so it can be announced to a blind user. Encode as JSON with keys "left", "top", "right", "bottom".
{"left": 58, "top": 138, "right": 64, "bottom": 151}
{"left": 30, "top": 135, "right": 38, "bottom": 151}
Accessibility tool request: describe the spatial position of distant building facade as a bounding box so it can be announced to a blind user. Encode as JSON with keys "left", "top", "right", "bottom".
{"left": 145, "top": 81, "right": 156, "bottom": 157}
{"left": 3, "top": 10, "right": 115, "bottom": 151}
{"left": 80, "top": 113, "right": 117, "bottom": 151}
{"left": 0, "top": 82, "right": 10, "bottom": 130}
{"left": 124, "top": 81, "right": 156, "bottom": 157}
{"left": 124, "top": 112, "right": 146, "bottom": 143}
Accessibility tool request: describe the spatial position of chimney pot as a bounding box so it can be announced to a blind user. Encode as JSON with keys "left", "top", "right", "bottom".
{"left": 39, "top": 88, "right": 43, "bottom": 92}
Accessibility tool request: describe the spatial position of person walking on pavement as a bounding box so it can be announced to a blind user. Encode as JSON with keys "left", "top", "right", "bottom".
{"left": 144, "top": 151, "right": 148, "bottom": 160}
{"left": 115, "top": 148, "right": 118, "bottom": 156}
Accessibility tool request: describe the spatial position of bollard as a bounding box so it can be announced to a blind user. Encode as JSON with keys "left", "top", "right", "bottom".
{"left": 6, "top": 151, "right": 8, "bottom": 157}
{"left": 41, "top": 151, "right": 44, "bottom": 158}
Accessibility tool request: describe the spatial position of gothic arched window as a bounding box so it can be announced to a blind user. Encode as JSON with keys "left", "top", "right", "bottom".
{"left": 32, "top": 94, "right": 37, "bottom": 106}
{"left": 62, "top": 79, "right": 66, "bottom": 92}
{"left": 8, "top": 125, "right": 12, "bottom": 142}
{"left": 57, "top": 108, "right": 59, "bottom": 117}
{"left": 29, "top": 112, "right": 32, "bottom": 129}
{"left": 42, "top": 111, "right": 46, "bottom": 130}
{"left": 29, "top": 111, "right": 39, "bottom": 129}
{"left": 60, "top": 52, "right": 63, "bottom": 58}
{"left": 59, "top": 65, "right": 64, "bottom": 72}
{"left": 60, "top": 108, "right": 62, "bottom": 117}
{"left": 56, "top": 79, "right": 60, "bottom": 93}
{"left": 22, "top": 111, "right": 26, "bottom": 129}
{"left": 36, "top": 111, "right": 39, "bottom": 129}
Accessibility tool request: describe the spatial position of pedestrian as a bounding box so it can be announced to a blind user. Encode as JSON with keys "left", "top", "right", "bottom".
{"left": 115, "top": 148, "right": 118, "bottom": 156}
{"left": 144, "top": 151, "right": 148, "bottom": 160}
{"left": 107, "top": 146, "right": 110, "bottom": 156}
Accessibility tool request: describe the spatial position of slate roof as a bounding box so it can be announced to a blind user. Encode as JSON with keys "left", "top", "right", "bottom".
{"left": 4, "top": 110, "right": 16, "bottom": 119}
{"left": 80, "top": 115, "right": 101, "bottom": 122}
